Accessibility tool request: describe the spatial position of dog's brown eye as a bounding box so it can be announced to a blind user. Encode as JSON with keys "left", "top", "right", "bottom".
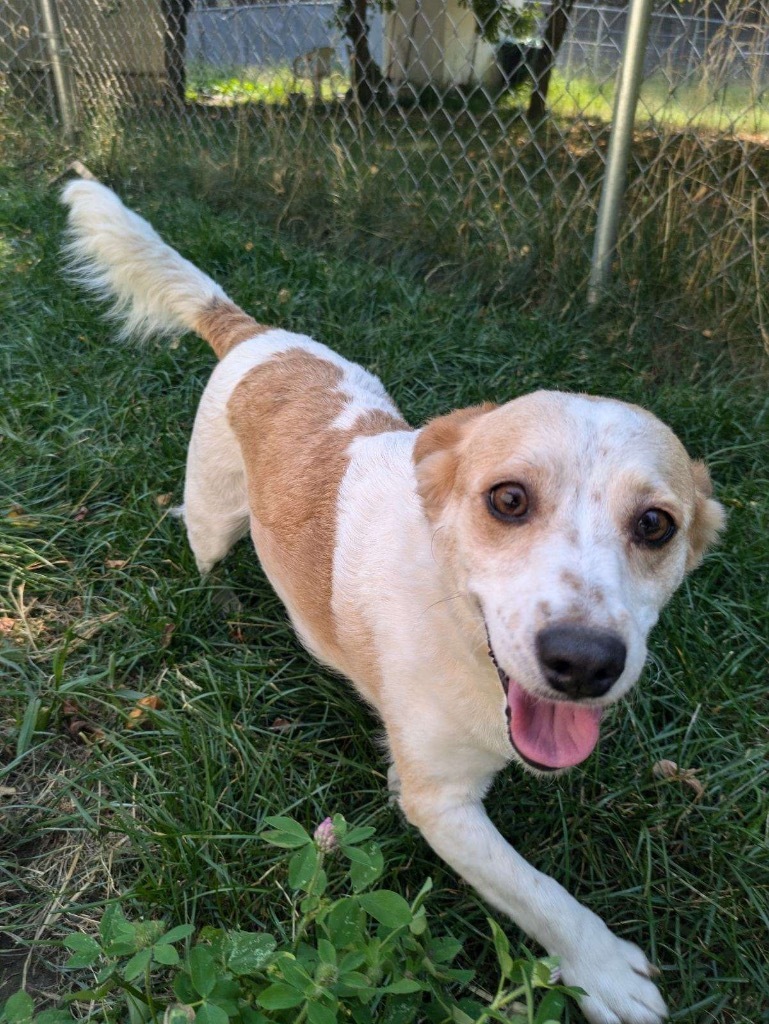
{"left": 635, "top": 508, "right": 676, "bottom": 546}
{"left": 488, "top": 483, "right": 529, "bottom": 522}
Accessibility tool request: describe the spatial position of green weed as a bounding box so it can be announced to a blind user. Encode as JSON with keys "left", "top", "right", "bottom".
{"left": 1, "top": 815, "right": 578, "bottom": 1024}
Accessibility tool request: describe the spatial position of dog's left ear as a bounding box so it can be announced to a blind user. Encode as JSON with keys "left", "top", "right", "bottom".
{"left": 414, "top": 403, "right": 497, "bottom": 520}
{"left": 686, "top": 460, "right": 726, "bottom": 572}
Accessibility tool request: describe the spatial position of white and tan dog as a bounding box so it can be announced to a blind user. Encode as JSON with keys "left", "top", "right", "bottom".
{"left": 62, "top": 180, "right": 724, "bottom": 1024}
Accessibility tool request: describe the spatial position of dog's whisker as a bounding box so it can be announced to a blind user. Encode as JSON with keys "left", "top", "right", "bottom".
{"left": 429, "top": 524, "right": 446, "bottom": 563}
{"left": 423, "top": 591, "right": 465, "bottom": 613}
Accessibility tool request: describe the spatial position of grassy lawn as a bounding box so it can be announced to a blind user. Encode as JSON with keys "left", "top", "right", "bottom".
{"left": 188, "top": 62, "right": 351, "bottom": 105}
{"left": 550, "top": 70, "right": 769, "bottom": 137}
{"left": 187, "top": 63, "right": 769, "bottom": 138}
{"left": 1, "top": 126, "right": 768, "bottom": 1022}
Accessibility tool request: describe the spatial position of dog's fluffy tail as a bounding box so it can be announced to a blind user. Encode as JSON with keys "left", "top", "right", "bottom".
{"left": 61, "top": 179, "right": 264, "bottom": 359}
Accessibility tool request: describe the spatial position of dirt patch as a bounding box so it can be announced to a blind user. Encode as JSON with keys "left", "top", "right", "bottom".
{"left": 0, "top": 937, "right": 60, "bottom": 1003}
{"left": 1, "top": 739, "right": 125, "bottom": 1004}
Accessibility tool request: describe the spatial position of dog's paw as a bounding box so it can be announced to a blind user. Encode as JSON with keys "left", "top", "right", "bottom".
{"left": 559, "top": 931, "right": 667, "bottom": 1024}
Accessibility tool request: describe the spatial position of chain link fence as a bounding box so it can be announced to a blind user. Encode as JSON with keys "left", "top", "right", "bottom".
{"left": 2, "top": 0, "right": 767, "bottom": 343}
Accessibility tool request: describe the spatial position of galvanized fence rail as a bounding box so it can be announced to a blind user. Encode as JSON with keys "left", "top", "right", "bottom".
{"left": 2, "top": 0, "right": 767, "bottom": 342}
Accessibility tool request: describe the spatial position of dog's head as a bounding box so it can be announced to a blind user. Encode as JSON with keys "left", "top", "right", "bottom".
{"left": 414, "top": 392, "right": 724, "bottom": 774}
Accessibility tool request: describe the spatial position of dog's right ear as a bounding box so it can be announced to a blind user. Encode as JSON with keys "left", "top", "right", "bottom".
{"left": 686, "top": 460, "right": 726, "bottom": 572}
{"left": 414, "top": 403, "right": 496, "bottom": 519}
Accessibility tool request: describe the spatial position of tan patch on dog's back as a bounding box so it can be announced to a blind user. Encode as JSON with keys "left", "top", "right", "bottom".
{"left": 194, "top": 298, "right": 269, "bottom": 359}
{"left": 227, "top": 348, "right": 410, "bottom": 669}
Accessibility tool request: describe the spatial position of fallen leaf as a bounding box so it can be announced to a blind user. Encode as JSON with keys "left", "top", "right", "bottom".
{"left": 105, "top": 559, "right": 127, "bottom": 569}
{"left": 270, "top": 717, "right": 293, "bottom": 731}
{"left": 0, "top": 617, "right": 15, "bottom": 634}
{"left": 7, "top": 504, "right": 40, "bottom": 528}
{"left": 160, "top": 622, "right": 176, "bottom": 648}
{"left": 73, "top": 505, "right": 89, "bottom": 522}
{"left": 66, "top": 718, "right": 91, "bottom": 740}
{"left": 60, "top": 699, "right": 105, "bottom": 744}
{"left": 155, "top": 493, "right": 172, "bottom": 508}
{"left": 652, "top": 759, "right": 705, "bottom": 800}
{"left": 126, "top": 695, "right": 164, "bottom": 729}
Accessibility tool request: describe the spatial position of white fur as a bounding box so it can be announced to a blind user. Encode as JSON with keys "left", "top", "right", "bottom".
{"left": 333, "top": 427, "right": 668, "bottom": 1023}
{"left": 61, "top": 182, "right": 694, "bottom": 1024}
{"left": 61, "top": 180, "right": 228, "bottom": 342}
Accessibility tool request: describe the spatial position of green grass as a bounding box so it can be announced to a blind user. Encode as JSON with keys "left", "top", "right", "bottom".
{"left": 187, "top": 62, "right": 351, "bottom": 105}
{"left": 1, "top": 130, "right": 768, "bottom": 1022}
{"left": 186, "top": 63, "right": 769, "bottom": 137}
{"left": 549, "top": 70, "right": 769, "bottom": 137}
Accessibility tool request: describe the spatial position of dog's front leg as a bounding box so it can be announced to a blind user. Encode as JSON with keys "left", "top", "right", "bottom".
{"left": 398, "top": 779, "right": 667, "bottom": 1024}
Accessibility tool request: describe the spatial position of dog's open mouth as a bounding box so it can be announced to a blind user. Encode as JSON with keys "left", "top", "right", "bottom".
{"left": 488, "top": 643, "right": 602, "bottom": 771}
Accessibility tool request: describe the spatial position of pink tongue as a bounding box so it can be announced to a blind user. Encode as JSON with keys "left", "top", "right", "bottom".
{"left": 508, "top": 680, "right": 602, "bottom": 769}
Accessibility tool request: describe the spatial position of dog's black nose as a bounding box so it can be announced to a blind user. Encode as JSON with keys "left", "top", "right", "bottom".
{"left": 536, "top": 624, "right": 626, "bottom": 699}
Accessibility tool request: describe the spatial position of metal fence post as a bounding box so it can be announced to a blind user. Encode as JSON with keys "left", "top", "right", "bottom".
{"left": 587, "top": 0, "right": 654, "bottom": 305}
{"left": 38, "top": 0, "right": 77, "bottom": 138}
